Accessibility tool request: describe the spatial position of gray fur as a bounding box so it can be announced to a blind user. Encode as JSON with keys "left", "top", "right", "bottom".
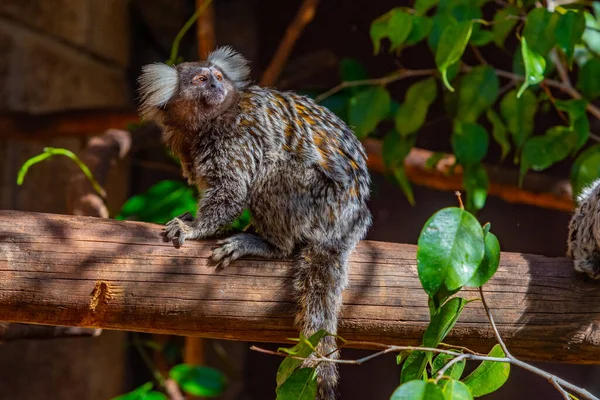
{"left": 567, "top": 179, "right": 600, "bottom": 279}
{"left": 138, "top": 48, "right": 372, "bottom": 400}
{"left": 207, "top": 46, "right": 251, "bottom": 89}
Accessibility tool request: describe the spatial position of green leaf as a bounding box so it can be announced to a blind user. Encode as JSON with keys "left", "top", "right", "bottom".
{"left": 391, "top": 380, "right": 446, "bottom": 400}
{"left": 112, "top": 383, "right": 169, "bottom": 400}
{"left": 555, "top": 10, "right": 586, "bottom": 64}
{"left": 463, "top": 164, "right": 489, "bottom": 212}
{"left": 470, "top": 30, "right": 493, "bottom": 47}
{"left": 432, "top": 354, "right": 466, "bottom": 380}
{"left": 370, "top": 17, "right": 389, "bottom": 54}
{"left": 500, "top": 89, "right": 538, "bottom": 150}
{"left": 348, "top": 86, "right": 391, "bottom": 138}
{"left": 486, "top": 109, "right": 510, "bottom": 161}
{"left": 435, "top": 21, "right": 473, "bottom": 91}
{"left": 400, "top": 351, "right": 429, "bottom": 383}
{"left": 415, "top": 0, "right": 440, "bottom": 15}
{"left": 577, "top": 58, "right": 600, "bottom": 99}
{"left": 451, "top": 122, "right": 489, "bottom": 165}
{"left": 169, "top": 364, "right": 227, "bottom": 397}
{"left": 416, "top": 207, "right": 485, "bottom": 296}
{"left": 406, "top": 16, "right": 434, "bottom": 45}
{"left": 456, "top": 65, "right": 499, "bottom": 123}
{"left": 430, "top": 285, "right": 462, "bottom": 315}
{"left": 428, "top": 13, "right": 457, "bottom": 53}
{"left": 339, "top": 58, "right": 369, "bottom": 96}
{"left": 555, "top": 99, "right": 590, "bottom": 150}
{"left": 395, "top": 77, "right": 438, "bottom": 136}
{"left": 571, "top": 144, "right": 600, "bottom": 200}
{"left": 462, "top": 345, "right": 510, "bottom": 397}
{"left": 523, "top": 8, "right": 559, "bottom": 56}
{"left": 519, "top": 126, "right": 576, "bottom": 185}
{"left": 276, "top": 368, "right": 317, "bottom": 400}
{"left": 394, "top": 166, "right": 416, "bottom": 206}
{"left": 492, "top": 6, "right": 520, "bottom": 47}
{"left": 439, "top": 379, "right": 474, "bottom": 400}
{"left": 383, "top": 131, "right": 414, "bottom": 168}
{"left": 423, "top": 297, "right": 469, "bottom": 348}
{"left": 388, "top": 10, "right": 414, "bottom": 50}
{"left": 116, "top": 180, "right": 197, "bottom": 224}
{"left": 516, "top": 37, "right": 546, "bottom": 98}
{"left": 583, "top": 10, "right": 600, "bottom": 55}
{"left": 466, "top": 231, "right": 500, "bottom": 287}
{"left": 276, "top": 330, "right": 327, "bottom": 387}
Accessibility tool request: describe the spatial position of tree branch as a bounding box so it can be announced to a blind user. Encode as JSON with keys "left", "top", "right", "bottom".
{"left": 259, "top": 0, "right": 320, "bottom": 86}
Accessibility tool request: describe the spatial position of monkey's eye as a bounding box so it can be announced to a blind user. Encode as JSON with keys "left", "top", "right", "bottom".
{"left": 193, "top": 75, "right": 207, "bottom": 83}
{"left": 215, "top": 73, "right": 223, "bottom": 81}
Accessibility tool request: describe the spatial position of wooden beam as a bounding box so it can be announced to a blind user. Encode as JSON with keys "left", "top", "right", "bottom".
{"left": 0, "top": 110, "right": 575, "bottom": 211}
{"left": 0, "top": 211, "right": 598, "bottom": 363}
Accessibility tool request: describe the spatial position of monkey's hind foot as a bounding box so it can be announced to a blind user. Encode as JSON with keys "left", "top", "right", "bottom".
{"left": 210, "top": 233, "right": 280, "bottom": 268}
{"left": 162, "top": 212, "right": 197, "bottom": 247}
{"left": 574, "top": 257, "right": 600, "bottom": 280}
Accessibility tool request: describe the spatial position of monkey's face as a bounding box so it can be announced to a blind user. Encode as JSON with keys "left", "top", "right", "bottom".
{"left": 177, "top": 64, "right": 234, "bottom": 107}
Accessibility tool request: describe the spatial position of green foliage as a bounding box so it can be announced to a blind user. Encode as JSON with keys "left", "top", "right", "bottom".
{"left": 517, "top": 37, "right": 546, "bottom": 97}
{"left": 500, "top": 89, "right": 537, "bottom": 150}
{"left": 116, "top": 180, "right": 197, "bottom": 224}
{"left": 337, "top": 0, "right": 600, "bottom": 208}
{"left": 276, "top": 368, "right": 317, "bottom": 400}
{"left": 462, "top": 345, "right": 510, "bottom": 397}
{"left": 578, "top": 58, "right": 600, "bottom": 99}
{"left": 112, "top": 383, "right": 168, "bottom": 400}
{"left": 113, "top": 363, "right": 226, "bottom": 400}
{"left": 276, "top": 330, "right": 327, "bottom": 389}
{"left": 390, "top": 380, "right": 445, "bottom": 400}
{"left": 571, "top": 144, "right": 600, "bottom": 199}
{"left": 436, "top": 21, "right": 473, "bottom": 91}
{"left": 417, "top": 207, "right": 485, "bottom": 296}
{"left": 439, "top": 380, "right": 474, "bottom": 400}
{"left": 396, "top": 78, "right": 438, "bottom": 136}
{"left": 349, "top": 86, "right": 391, "bottom": 138}
{"left": 17, "top": 147, "right": 105, "bottom": 198}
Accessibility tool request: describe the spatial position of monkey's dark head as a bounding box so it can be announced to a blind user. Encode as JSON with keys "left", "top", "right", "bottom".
{"left": 138, "top": 46, "right": 251, "bottom": 125}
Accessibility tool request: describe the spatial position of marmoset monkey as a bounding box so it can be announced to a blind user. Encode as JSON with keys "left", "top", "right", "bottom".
{"left": 138, "top": 47, "right": 372, "bottom": 399}
{"left": 567, "top": 179, "right": 600, "bottom": 279}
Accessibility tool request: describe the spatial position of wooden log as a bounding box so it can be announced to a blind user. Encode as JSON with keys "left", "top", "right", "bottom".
{"left": 0, "top": 110, "right": 575, "bottom": 212}
{"left": 0, "top": 212, "right": 598, "bottom": 363}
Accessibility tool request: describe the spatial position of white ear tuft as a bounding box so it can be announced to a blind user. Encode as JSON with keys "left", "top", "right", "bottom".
{"left": 207, "top": 46, "right": 251, "bottom": 89}
{"left": 138, "top": 63, "right": 179, "bottom": 119}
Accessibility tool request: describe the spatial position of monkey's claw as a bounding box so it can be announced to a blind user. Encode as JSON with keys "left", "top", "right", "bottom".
{"left": 162, "top": 214, "right": 196, "bottom": 247}
{"left": 210, "top": 238, "right": 242, "bottom": 268}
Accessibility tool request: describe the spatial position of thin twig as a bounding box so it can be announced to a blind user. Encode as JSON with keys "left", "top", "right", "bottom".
{"left": 435, "top": 353, "right": 469, "bottom": 382}
{"left": 250, "top": 344, "right": 509, "bottom": 366}
{"left": 260, "top": 0, "right": 320, "bottom": 86}
{"left": 314, "top": 69, "right": 438, "bottom": 102}
{"left": 478, "top": 288, "right": 598, "bottom": 400}
{"left": 315, "top": 65, "right": 600, "bottom": 129}
{"left": 479, "top": 287, "right": 511, "bottom": 357}
{"left": 551, "top": 377, "right": 573, "bottom": 400}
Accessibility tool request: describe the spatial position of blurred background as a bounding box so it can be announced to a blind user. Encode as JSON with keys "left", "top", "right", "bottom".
{"left": 0, "top": 0, "right": 599, "bottom": 399}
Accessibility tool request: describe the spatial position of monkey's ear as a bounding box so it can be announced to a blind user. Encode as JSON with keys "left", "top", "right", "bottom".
{"left": 207, "top": 46, "right": 251, "bottom": 89}
{"left": 138, "top": 63, "right": 178, "bottom": 119}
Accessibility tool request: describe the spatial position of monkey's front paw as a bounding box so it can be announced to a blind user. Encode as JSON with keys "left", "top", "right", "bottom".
{"left": 211, "top": 238, "right": 243, "bottom": 268}
{"left": 163, "top": 213, "right": 196, "bottom": 247}
{"left": 574, "top": 259, "right": 600, "bottom": 280}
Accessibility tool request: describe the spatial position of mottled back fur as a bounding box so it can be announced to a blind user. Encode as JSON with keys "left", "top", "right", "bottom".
{"left": 567, "top": 178, "right": 600, "bottom": 279}
{"left": 138, "top": 48, "right": 372, "bottom": 400}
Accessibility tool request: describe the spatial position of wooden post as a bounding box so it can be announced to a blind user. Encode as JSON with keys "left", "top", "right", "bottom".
{"left": 0, "top": 211, "right": 598, "bottom": 363}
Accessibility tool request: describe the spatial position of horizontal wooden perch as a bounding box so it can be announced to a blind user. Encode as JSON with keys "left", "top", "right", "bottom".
{"left": 2, "top": 110, "right": 574, "bottom": 212}
{"left": 1, "top": 211, "right": 599, "bottom": 363}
